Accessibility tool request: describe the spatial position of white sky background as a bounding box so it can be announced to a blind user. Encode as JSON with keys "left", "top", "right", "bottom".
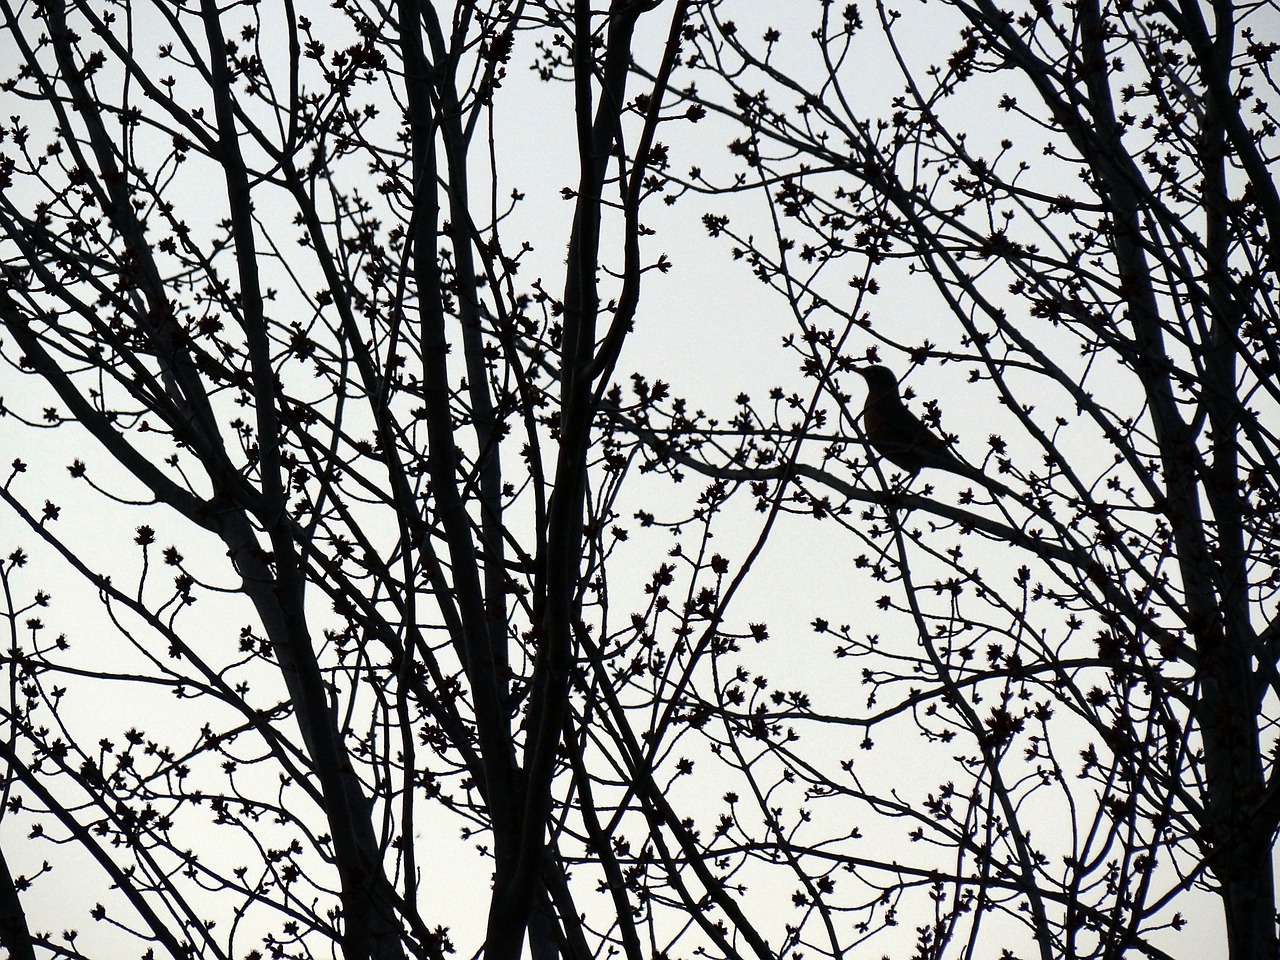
{"left": 1, "top": 0, "right": 1274, "bottom": 956}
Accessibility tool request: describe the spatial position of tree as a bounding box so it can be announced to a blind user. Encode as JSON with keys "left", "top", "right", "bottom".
{"left": 1, "top": 2, "right": 1277, "bottom": 960}
{"left": 599, "top": 1, "right": 1279, "bottom": 958}
{"left": 0, "top": 1, "right": 705, "bottom": 957}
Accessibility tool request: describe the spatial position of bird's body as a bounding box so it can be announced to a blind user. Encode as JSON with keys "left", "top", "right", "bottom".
{"left": 856, "top": 365, "right": 986, "bottom": 483}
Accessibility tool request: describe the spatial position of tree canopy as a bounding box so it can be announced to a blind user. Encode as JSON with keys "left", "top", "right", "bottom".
{"left": 1, "top": 1, "right": 1278, "bottom": 959}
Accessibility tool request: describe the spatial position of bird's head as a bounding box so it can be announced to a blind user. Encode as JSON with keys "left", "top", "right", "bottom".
{"left": 855, "top": 365, "right": 901, "bottom": 396}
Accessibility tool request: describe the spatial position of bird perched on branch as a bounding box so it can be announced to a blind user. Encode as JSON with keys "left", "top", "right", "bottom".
{"left": 855, "top": 365, "right": 989, "bottom": 485}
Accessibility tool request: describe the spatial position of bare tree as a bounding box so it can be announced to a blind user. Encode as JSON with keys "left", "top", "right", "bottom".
{"left": 4, "top": 0, "right": 1278, "bottom": 959}
{"left": 587, "top": 1, "right": 1279, "bottom": 959}
{"left": 0, "top": 1, "right": 731, "bottom": 957}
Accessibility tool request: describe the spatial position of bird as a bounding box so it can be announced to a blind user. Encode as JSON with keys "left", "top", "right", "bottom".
{"left": 855, "top": 365, "right": 989, "bottom": 485}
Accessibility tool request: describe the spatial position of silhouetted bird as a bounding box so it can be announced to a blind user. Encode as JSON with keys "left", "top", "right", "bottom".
{"left": 856, "top": 365, "right": 988, "bottom": 484}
